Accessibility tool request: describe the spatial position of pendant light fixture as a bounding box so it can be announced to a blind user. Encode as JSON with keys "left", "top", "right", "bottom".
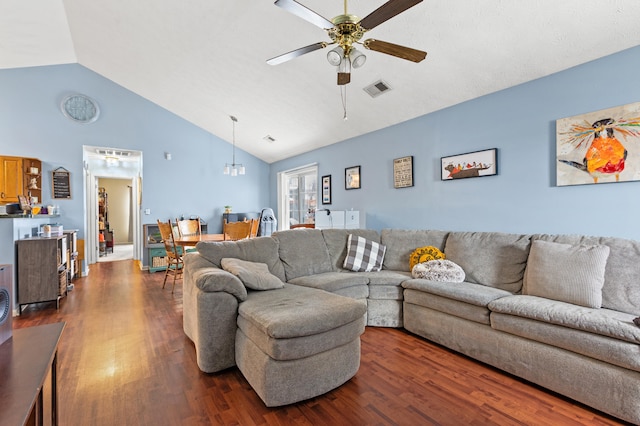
{"left": 223, "top": 115, "right": 245, "bottom": 176}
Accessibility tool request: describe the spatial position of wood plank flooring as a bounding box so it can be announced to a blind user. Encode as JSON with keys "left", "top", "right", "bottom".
{"left": 13, "top": 261, "right": 630, "bottom": 425}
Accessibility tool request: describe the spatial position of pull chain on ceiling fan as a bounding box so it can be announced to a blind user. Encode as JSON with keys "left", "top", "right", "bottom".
{"left": 267, "top": 0, "right": 427, "bottom": 86}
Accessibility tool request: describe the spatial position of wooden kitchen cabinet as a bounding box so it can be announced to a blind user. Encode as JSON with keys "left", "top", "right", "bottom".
{"left": 0, "top": 155, "right": 23, "bottom": 203}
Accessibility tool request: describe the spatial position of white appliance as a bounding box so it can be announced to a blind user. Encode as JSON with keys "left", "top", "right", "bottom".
{"left": 315, "top": 210, "right": 361, "bottom": 229}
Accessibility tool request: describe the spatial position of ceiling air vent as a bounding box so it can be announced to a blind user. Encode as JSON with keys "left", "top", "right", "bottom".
{"left": 363, "top": 80, "right": 392, "bottom": 98}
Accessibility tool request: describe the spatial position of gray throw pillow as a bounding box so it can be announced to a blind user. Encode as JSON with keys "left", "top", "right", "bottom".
{"left": 524, "top": 240, "right": 610, "bottom": 308}
{"left": 343, "top": 234, "right": 386, "bottom": 272}
{"left": 221, "top": 258, "right": 284, "bottom": 290}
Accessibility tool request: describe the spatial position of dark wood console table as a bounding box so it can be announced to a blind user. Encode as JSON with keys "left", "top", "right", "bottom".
{"left": 0, "top": 322, "right": 65, "bottom": 426}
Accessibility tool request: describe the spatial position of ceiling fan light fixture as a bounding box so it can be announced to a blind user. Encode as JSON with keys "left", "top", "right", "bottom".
{"left": 350, "top": 47, "right": 366, "bottom": 68}
{"left": 327, "top": 46, "right": 344, "bottom": 66}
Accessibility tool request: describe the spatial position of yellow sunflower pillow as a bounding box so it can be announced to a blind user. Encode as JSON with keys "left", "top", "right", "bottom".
{"left": 409, "top": 246, "right": 445, "bottom": 270}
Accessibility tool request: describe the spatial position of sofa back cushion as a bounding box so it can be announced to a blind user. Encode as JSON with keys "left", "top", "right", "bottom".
{"left": 322, "top": 228, "right": 380, "bottom": 271}
{"left": 272, "top": 229, "right": 333, "bottom": 280}
{"left": 381, "top": 229, "right": 449, "bottom": 271}
{"left": 196, "top": 237, "right": 286, "bottom": 282}
{"left": 533, "top": 234, "right": 640, "bottom": 315}
{"left": 444, "top": 231, "right": 531, "bottom": 293}
{"left": 523, "top": 240, "right": 609, "bottom": 308}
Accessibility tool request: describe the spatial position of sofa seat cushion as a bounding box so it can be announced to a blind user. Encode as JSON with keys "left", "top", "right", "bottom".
{"left": 196, "top": 237, "right": 286, "bottom": 281}
{"left": 491, "top": 312, "right": 640, "bottom": 373}
{"left": 237, "top": 315, "right": 364, "bottom": 361}
{"left": 403, "top": 279, "right": 513, "bottom": 325}
{"left": 488, "top": 295, "right": 640, "bottom": 344}
{"left": 238, "top": 284, "right": 367, "bottom": 340}
{"left": 403, "top": 279, "right": 513, "bottom": 306}
{"left": 288, "top": 272, "right": 369, "bottom": 294}
{"left": 361, "top": 270, "right": 411, "bottom": 285}
{"left": 444, "top": 231, "right": 531, "bottom": 293}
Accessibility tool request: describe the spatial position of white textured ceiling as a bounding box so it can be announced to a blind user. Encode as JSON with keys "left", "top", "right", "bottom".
{"left": 2, "top": 1, "right": 640, "bottom": 163}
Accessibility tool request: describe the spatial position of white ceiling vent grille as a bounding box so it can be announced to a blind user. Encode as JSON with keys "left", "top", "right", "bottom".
{"left": 363, "top": 80, "right": 392, "bottom": 98}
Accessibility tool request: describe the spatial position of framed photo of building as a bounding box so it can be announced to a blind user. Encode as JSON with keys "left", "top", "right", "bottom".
{"left": 345, "top": 166, "right": 361, "bottom": 190}
{"left": 321, "top": 175, "right": 332, "bottom": 205}
{"left": 393, "top": 156, "right": 414, "bottom": 188}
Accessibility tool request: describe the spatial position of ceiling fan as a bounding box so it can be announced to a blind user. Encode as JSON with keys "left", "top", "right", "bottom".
{"left": 267, "top": 0, "right": 427, "bottom": 85}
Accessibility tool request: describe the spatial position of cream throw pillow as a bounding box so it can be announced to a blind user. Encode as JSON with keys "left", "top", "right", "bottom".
{"left": 524, "top": 240, "right": 610, "bottom": 308}
{"left": 221, "top": 258, "right": 284, "bottom": 290}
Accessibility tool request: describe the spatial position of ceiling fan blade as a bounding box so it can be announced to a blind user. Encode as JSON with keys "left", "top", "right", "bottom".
{"left": 267, "top": 42, "right": 328, "bottom": 65}
{"left": 274, "top": 0, "right": 335, "bottom": 30}
{"left": 358, "top": 0, "right": 423, "bottom": 31}
{"left": 363, "top": 39, "right": 427, "bottom": 63}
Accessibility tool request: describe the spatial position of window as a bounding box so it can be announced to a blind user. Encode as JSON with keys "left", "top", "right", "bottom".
{"left": 277, "top": 164, "right": 317, "bottom": 230}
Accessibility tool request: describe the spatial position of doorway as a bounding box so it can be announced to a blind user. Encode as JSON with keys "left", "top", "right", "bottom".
{"left": 83, "top": 146, "right": 143, "bottom": 272}
{"left": 96, "top": 178, "right": 134, "bottom": 262}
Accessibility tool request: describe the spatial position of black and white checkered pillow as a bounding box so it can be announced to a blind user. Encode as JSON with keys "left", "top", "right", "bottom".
{"left": 343, "top": 234, "right": 386, "bottom": 272}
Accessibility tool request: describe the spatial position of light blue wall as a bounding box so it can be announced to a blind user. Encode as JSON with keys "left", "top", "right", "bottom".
{"left": 271, "top": 46, "right": 640, "bottom": 241}
{"left": 0, "top": 64, "right": 270, "bottom": 243}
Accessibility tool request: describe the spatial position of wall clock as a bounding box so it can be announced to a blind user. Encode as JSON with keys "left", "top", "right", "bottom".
{"left": 61, "top": 94, "right": 100, "bottom": 123}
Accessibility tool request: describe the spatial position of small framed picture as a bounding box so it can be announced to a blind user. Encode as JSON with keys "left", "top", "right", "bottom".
{"left": 345, "top": 166, "right": 361, "bottom": 190}
{"left": 321, "top": 175, "right": 332, "bottom": 205}
{"left": 393, "top": 156, "right": 414, "bottom": 188}
{"left": 441, "top": 148, "right": 498, "bottom": 180}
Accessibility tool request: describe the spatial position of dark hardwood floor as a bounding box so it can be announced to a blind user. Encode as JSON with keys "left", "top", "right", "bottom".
{"left": 13, "top": 261, "right": 629, "bottom": 425}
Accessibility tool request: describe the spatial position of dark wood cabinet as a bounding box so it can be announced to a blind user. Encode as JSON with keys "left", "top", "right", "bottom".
{"left": 0, "top": 322, "right": 65, "bottom": 426}
{"left": 17, "top": 237, "right": 67, "bottom": 313}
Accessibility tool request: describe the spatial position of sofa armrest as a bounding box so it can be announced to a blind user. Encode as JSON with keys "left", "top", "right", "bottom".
{"left": 184, "top": 253, "right": 248, "bottom": 301}
{"left": 192, "top": 267, "right": 247, "bottom": 301}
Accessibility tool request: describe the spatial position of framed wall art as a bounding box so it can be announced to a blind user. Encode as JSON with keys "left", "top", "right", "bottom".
{"left": 556, "top": 102, "right": 640, "bottom": 186}
{"left": 441, "top": 148, "right": 497, "bottom": 180}
{"left": 393, "top": 155, "right": 414, "bottom": 188}
{"left": 345, "top": 166, "right": 361, "bottom": 190}
{"left": 321, "top": 175, "right": 332, "bottom": 205}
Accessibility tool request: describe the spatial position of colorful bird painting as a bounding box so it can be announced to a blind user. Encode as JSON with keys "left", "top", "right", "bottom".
{"left": 557, "top": 104, "right": 640, "bottom": 185}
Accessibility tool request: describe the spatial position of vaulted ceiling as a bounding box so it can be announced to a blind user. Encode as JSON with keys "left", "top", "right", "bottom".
{"left": 2, "top": 1, "right": 640, "bottom": 163}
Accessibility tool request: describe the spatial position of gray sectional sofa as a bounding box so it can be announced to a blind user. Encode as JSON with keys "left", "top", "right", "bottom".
{"left": 182, "top": 228, "right": 640, "bottom": 424}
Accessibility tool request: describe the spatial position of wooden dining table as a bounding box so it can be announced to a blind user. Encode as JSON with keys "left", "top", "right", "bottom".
{"left": 174, "top": 233, "right": 225, "bottom": 248}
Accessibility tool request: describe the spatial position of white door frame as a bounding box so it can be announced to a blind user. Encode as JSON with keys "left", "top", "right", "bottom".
{"left": 82, "top": 148, "right": 143, "bottom": 271}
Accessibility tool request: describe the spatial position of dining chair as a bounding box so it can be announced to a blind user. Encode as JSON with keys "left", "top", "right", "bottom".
{"left": 157, "top": 219, "right": 183, "bottom": 293}
{"left": 176, "top": 217, "right": 201, "bottom": 252}
{"left": 246, "top": 218, "right": 259, "bottom": 238}
{"left": 223, "top": 219, "right": 252, "bottom": 241}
